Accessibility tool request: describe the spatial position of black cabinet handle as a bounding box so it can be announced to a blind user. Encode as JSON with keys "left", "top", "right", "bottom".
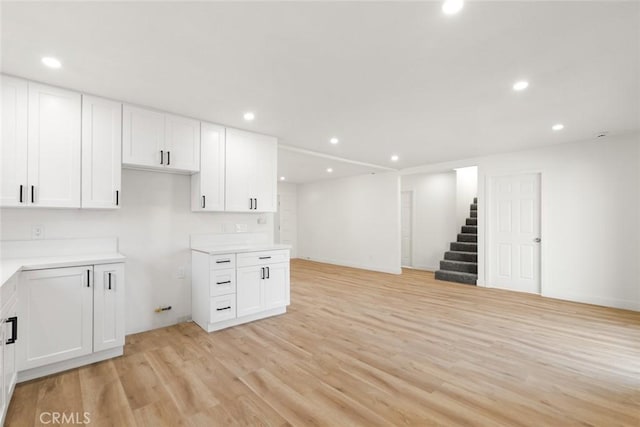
{"left": 266, "top": 266, "right": 270, "bottom": 279}
{"left": 254, "top": 198, "right": 258, "bottom": 210}
{"left": 19, "top": 185, "right": 23, "bottom": 203}
{"left": 261, "top": 267, "right": 265, "bottom": 279}
{"left": 87, "top": 269, "right": 91, "bottom": 287}
{"left": 5, "top": 316, "right": 17, "bottom": 345}
{"left": 202, "top": 195, "right": 206, "bottom": 209}
{"left": 216, "top": 306, "right": 231, "bottom": 311}
{"left": 108, "top": 272, "right": 112, "bottom": 290}
{"left": 215, "top": 259, "right": 231, "bottom": 264}
{"left": 216, "top": 280, "right": 231, "bottom": 285}
{"left": 259, "top": 256, "right": 271, "bottom": 260}
{"left": 31, "top": 185, "right": 35, "bottom": 203}
{"left": 249, "top": 198, "right": 253, "bottom": 210}
{"left": 116, "top": 190, "right": 119, "bottom": 206}
{"left": 167, "top": 151, "right": 170, "bottom": 165}
{"left": 160, "top": 150, "right": 164, "bottom": 164}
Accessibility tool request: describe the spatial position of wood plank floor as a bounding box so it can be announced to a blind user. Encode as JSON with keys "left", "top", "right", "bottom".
{"left": 6, "top": 259, "right": 640, "bottom": 426}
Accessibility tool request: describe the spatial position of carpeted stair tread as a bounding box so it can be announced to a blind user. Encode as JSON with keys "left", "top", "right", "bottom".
{"left": 470, "top": 210, "right": 477, "bottom": 218}
{"left": 440, "top": 260, "right": 478, "bottom": 274}
{"left": 457, "top": 233, "right": 477, "bottom": 243}
{"left": 466, "top": 218, "right": 477, "bottom": 226}
{"left": 470, "top": 203, "right": 477, "bottom": 211}
{"left": 461, "top": 225, "right": 477, "bottom": 233}
{"left": 444, "top": 251, "right": 478, "bottom": 262}
{"left": 451, "top": 241, "right": 477, "bottom": 252}
{"left": 434, "top": 270, "right": 478, "bottom": 285}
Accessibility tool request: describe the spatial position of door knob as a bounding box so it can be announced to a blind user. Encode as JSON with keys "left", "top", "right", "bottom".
{"left": 533, "top": 237, "right": 541, "bottom": 243}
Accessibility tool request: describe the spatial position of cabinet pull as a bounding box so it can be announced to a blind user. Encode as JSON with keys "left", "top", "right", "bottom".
{"left": 261, "top": 267, "right": 265, "bottom": 279}
{"left": 19, "top": 185, "right": 23, "bottom": 203}
{"left": 215, "top": 259, "right": 231, "bottom": 264}
{"left": 259, "top": 256, "right": 271, "bottom": 260}
{"left": 202, "top": 195, "right": 206, "bottom": 209}
{"left": 31, "top": 185, "right": 35, "bottom": 203}
{"left": 266, "top": 266, "right": 270, "bottom": 279}
{"left": 116, "top": 190, "right": 120, "bottom": 206}
{"left": 87, "top": 269, "right": 91, "bottom": 288}
{"left": 167, "top": 151, "right": 170, "bottom": 165}
{"left": 249, "top": 198, "right": 253, "bottom": 210}
{"left": 254, "top": 198, "right": 258, "bottom": 210}
{"left": 216, "top": 306, "right": 231, "bottom": 311}
{"left": 108, "top": 272, "right": 112, "bottom": 290}
{"left": 216, "top": 280, "right": 231, "bottom": 285}
{"left": 5, "top": 316, "right": 17, "bottom": 345}
{"left": 160, "top": 150, "right": 164, "bottom": 164}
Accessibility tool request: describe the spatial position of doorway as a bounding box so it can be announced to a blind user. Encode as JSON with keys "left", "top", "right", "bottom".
{"left": 488, "top": 173, "right": 541, "bottom": 294}
{"left": 401, "top": 191, "right": 413, "bottom": 267}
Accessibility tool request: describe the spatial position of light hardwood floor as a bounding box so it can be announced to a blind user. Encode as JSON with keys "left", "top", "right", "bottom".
{"left": 6, "top": 259, "right": 640, "bottom": 426}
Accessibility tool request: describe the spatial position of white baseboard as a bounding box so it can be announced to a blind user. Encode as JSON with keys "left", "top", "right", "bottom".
{"left": 18, "top": 347, "right": 123, "bottom": 383}
{"left": 299, "top": 256, "right": 401, "bottom": 275}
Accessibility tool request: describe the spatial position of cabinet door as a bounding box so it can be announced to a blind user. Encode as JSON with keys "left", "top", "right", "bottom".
{"left": 225, "top": 128, "right": 255, "bottom": 212}
{"left": 3, "top": 298, "right": 17, "bottom": 411}
{"left": 253, "top": 134, "right": 278, "bottom": 212}
{"left": 81, "top": 95, "right": 122, "bottom": 208}
{"left": 165, "top": 114, "right": 200, "bottom": 172}
{"left": 192, "top": 122, "right": 225, "bottom": 211}
{"left": 17, "top": 266, "right": 93, "bottom": 370}
{"left": 0, "top": 75, "right": 28, "bottom": 207}
{"left": 122, "top": 105, "right": 165, "bottom": 168}
{"left": 93, "top": 264, "right": 125, "bottom": 352}
{"left": 236, "top": 266, "right": 263, "bottom": 317}
{"left": 264, "top": 262, "right": 290, "bottom": 309}
{"left": 27, "top": 82, "right": 81, "bottom": 208}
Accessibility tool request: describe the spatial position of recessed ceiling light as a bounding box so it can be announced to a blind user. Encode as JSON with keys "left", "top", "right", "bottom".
{"left": 326, "top": 168, "right": 333, "bottom": 173}
{"left": 552, "top": 123, "right": 564, "bottom": 131}
{"left": 41, "top": 56, "right": 62, "bottom": 69}
{"left": 330, "top": 137, "right": 339, "bottom": 145}
{"left": 442, "top": 0, "right": 464, "bottom": 15}
{"left": 243, "top": 112, "right": 255, "bottom": 121}
{"left": 513, "top": 81, "right": 529, "bottom": 91}
{"left": 280, "top": 176, "right": 286, "bottom": 181}
{"left": 391, "top": 155, "right": 399, "bottom": 162}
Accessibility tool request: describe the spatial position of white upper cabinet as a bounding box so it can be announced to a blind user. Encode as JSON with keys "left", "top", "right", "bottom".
{"left": 0, "top": 75, "right": 28, "bottom": 207}
{"left": 81, "top": 95, "right": 122, "bottom": 209}
{"left": 122, "top": 105, "right": 165, "bottom": 168}
{"left": 27, "top": 82, "right": 81, "bottom": 208}
{"left": 165, "top": 114, "right": 200, "bottom": 172}
{"left": 225, "top": 128, "right": 277, "bottom": 212}
{"left": 192, "top": 122, "right": 225, "bottom": 211}
{"left": 122, "top": 105, "right": 200, "bottom": 173}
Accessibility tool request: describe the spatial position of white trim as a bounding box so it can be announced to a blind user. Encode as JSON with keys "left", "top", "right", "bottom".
{"left": 17, "top": 347, "right": 123, "bottom": 383}
{"left": 542, "top": 290, "right": 640, "bottom": 312}
{"left": 279, "top": 144, "right": 395, "bottom": 172}
{"left": 205, "top": 307, "right": 287, "bottom": 332}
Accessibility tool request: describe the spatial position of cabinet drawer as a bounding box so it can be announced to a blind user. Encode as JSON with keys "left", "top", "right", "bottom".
{"left": 210, "top": 254, "right": 236, "bottom": 270}
{"left": 210, "top": 269, "right": 236, "bottom": 296}
{"left": 237, "top": 250, "right": 289, "bottom": 267}
{"left": 1, "top": 274, "right": 18, "bottom": 309}
{"left": 210, "top": 295, "right": 236, "bottom": 323}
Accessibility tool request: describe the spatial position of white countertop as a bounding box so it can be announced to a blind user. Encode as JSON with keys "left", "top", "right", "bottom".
{"left": 191, "top": 243, "right": 291, "bottom": 256}
{"left": 1, "top": 252, "right": 126, "bottom": 286}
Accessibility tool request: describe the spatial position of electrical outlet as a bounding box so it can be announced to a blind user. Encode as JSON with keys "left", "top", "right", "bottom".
{"left": 235, "top": 223, "right": 248, "bottom": 233}
{"left": 32, "top": 225, "right": 44, "bottom": 240}
{"left": 177, "top": 267, "right": 185, "bottom": 279}
{"left": 257, "top": 217, "right": 267, "bottom": 225}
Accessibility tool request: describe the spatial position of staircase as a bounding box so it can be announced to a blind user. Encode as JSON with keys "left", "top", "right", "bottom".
{"left": 434, "top": 197, "right": 478, "bottom": 285}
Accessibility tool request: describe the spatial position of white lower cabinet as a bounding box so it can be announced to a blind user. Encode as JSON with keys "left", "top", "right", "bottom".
{"left": 192, "top": 248, "right": 290, "bottom": 332}
{"left": 16, "top": 263, "right": 125, "bottom": 374}
{"left": 0, "top": 274, "right": 18, "bottom": 426}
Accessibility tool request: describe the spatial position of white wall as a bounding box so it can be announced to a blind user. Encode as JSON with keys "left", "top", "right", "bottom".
{"left": 455, "top": 166, "right": 478, "bottom": 226}
{"left": 0, "top": 169, "right": 272, "bottom": 334}
{"left": 401, "top": 172, "right": 457, "bottom": 271}
{"left": 275, "top": 182, "right": 298, "bottom": 258}
{"left": 297, "top": 172, "right": 401, "bottom": 274}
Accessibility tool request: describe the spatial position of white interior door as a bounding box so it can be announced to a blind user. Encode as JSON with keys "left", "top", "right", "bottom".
{"left": 401, "top": 191, "right": 413, "bottom": 267}
{"left": 489, "top": 173, "right": 541, "bottom": 294}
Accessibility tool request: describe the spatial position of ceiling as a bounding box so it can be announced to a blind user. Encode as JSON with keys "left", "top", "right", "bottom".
{"left": 2, "top": 1, "right": 639, "bottom": 182}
